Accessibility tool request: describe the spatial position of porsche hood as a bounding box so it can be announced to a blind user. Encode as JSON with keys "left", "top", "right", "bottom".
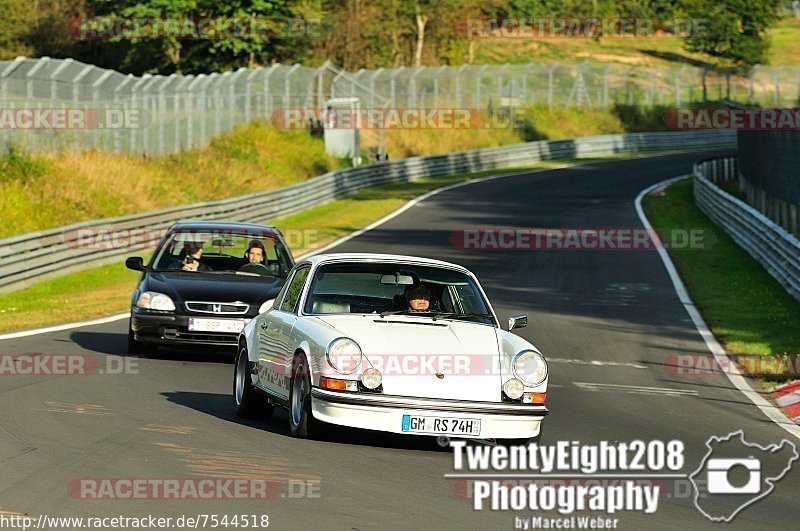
{"left": 314, "top": 315, "right": 503, "bottom": 401}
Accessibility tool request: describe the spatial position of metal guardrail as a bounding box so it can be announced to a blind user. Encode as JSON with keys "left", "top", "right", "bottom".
{"left": 694, "top": 156, "right": 800, "bottom": 302}
{"left": 0, "top": 130, "right": 735, "bottom": 293}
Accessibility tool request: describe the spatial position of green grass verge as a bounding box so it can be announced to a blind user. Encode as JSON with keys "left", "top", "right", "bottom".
{"left": 0, "top": 154, "right": 654, "bottom": 333}
{"left": 473, "top": 17, "right": 800, "bottom": 67}
{"left": 641, "top": 178, "right": 800, "bottom": 365}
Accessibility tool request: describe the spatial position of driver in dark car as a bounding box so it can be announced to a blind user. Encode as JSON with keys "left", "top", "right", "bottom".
{"left": 239, "top": 240, "right": 270, "bottom": 275}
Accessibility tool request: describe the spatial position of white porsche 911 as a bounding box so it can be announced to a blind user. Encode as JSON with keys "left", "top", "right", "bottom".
{"left": 233, "top": 253, "right": 548, "bottom": 443}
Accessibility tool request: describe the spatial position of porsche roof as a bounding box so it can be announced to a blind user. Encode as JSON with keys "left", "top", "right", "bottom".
{"left": 300, "top": 253, "right": 470, "bottom": 271}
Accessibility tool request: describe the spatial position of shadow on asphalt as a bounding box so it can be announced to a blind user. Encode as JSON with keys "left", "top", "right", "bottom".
{"left": 70, "top": 331, "right": 127, "bottom": 355}
{"left": 70, "top": 330, "right": 235, "bottom": 363}
{"left": 162, "top": 390, "right": 449, "bottom": 452}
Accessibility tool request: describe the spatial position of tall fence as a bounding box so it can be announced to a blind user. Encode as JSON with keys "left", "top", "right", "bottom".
{"left": 0, "top": 58, "right": 386, "bottom": 156}
{"left": 348, "top": 63, "right": 800, "bottom": 111}
{"left": 0, "top": 130, "right": 734, "bottom": 293}
{"left": 0, "top": 57, "right": 796, "bottom": 157}
{"left": 694, "top": 157, "right": 800, "bottom": 303}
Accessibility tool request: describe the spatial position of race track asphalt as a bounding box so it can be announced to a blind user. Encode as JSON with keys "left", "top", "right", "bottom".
{"left": 2, "top": 150, "right": 797, "bottom": 530}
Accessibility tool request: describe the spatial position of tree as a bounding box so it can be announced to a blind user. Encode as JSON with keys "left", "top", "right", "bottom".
{"left": 82, "top": 0, "right": 295, "bottom": 74}
{"left": 681, "top": 0, "right": 780, "bottom": 66}
{"left": 0, "top": 0, "right": 36, "bottom": 59}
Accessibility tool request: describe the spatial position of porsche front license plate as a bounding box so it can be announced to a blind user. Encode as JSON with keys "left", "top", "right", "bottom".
{"left": 187, "top": 318, "right": 244, "bottom": 334}
{"left": 401, "top": 414, "right": 481, "bottom": 436}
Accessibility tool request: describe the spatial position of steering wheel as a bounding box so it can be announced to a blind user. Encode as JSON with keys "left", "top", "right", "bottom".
{"left": 239, "top": 263, "right": 270, "bottom": 275}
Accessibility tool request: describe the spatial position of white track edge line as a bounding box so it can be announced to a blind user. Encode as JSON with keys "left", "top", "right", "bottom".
{"left": 635, "top": 175, "right": 800, "bottom": 441}
{"left": 0, "top": 312, "right": 129, "bottom": 341}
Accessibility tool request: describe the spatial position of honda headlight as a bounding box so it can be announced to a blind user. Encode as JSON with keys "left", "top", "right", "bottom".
{"left": 512, "top": 350, "right": 548, "bottom": 386}
{"left": 326, "top": 337, "right": 363, "bottom": 374}
{"left": 136, "top": 292, "right": 176, "bottom": 311}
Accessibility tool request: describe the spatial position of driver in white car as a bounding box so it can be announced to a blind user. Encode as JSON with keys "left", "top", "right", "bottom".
{"left": 404, "top": 283, "right": 431, "bottom": 312}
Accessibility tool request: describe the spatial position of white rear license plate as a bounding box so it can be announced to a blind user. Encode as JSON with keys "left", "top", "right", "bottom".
{"left": 401, "top": 414, "right": 481, "bottom": 436}
{"left": 187, "top": 318, "right": 244, "bottom": 334}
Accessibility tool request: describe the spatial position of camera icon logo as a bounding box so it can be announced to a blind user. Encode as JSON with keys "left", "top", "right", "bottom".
{"left": 706, "top": 457, "right": 761, "bottom": 494}
{"left": 690, "top": 430, "right": 797, "bottom": 522}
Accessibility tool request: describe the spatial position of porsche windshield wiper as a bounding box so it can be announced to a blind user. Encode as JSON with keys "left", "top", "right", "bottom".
{"left": 379, "top": 309, "right": 418, "bottom": 317}
{"left": 430, "top": 312, "right": 494, "bottom": 321}
{"left": 378, "top": 310, "right": 492, "bottom": 321}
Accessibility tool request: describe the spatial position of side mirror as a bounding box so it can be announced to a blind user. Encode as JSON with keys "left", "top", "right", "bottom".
{"left": 126, "top": 256, "right": 145, "bottom": 272}
{"left": 259, "top": 299, "right": 276, "bottom": 313}
{"left": 508, "top": 314, "right": 527, "bottom": 331}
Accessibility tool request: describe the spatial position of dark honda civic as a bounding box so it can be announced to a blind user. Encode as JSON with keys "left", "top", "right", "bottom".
{"left": 125, "top": 221, "right": 295, "bottom": 354}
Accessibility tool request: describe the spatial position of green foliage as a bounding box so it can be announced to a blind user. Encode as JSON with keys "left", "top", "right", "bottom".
{"left": 0, "top": 144, "right": 51, "bottom": 184}
{"left": 0, "top": 1, "right": 791, "bottom": 79}
{"left": 681, "top": 0, "right": 780, "bottom": 66}
{"left": 0, "top": 0, "right": 35, "bottom": 58}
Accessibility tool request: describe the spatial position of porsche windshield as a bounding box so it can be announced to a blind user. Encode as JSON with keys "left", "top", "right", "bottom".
{"left": 303, "top": 262, "right": 495, "bottom": 324}
{"left": 151, "top": 230, "right": 292, "bottom": 276}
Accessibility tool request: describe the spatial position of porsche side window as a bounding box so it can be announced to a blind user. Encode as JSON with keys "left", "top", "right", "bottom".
{"left": 278, "top": 266, "right": 310, "bottom": 313}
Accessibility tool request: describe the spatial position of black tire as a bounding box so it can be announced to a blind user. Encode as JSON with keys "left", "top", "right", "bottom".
{"left": 289, "top": 353, "right": 319, "bottom": 438}
{"left": 234, "top": 343, "right": 274, "bottom": 419}
{"left": 127, "top": 319, "right": 145, "bottom": 356}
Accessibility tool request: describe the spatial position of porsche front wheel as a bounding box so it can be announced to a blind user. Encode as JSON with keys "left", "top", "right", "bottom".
{"left": 289, "top": 353, "right": 319, "bottom": 438}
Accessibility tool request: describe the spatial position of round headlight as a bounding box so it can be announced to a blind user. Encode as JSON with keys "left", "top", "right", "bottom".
{"left": 136, "top": 292, "right": 176, "bottom": 311}
{"left": 512, "top": 350, "right": 548, "bottom": 386}
{"left": 326, "top": 338, "right": 363, "bottom": 374}
{"left": 361, "top": 368, "right": 382, "bottom": 389}
{"left": 258, "top": 299, "right": 275, "bottom": 313}
{"left": 504, "top": 378, "right": 524, "bottom": 400}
